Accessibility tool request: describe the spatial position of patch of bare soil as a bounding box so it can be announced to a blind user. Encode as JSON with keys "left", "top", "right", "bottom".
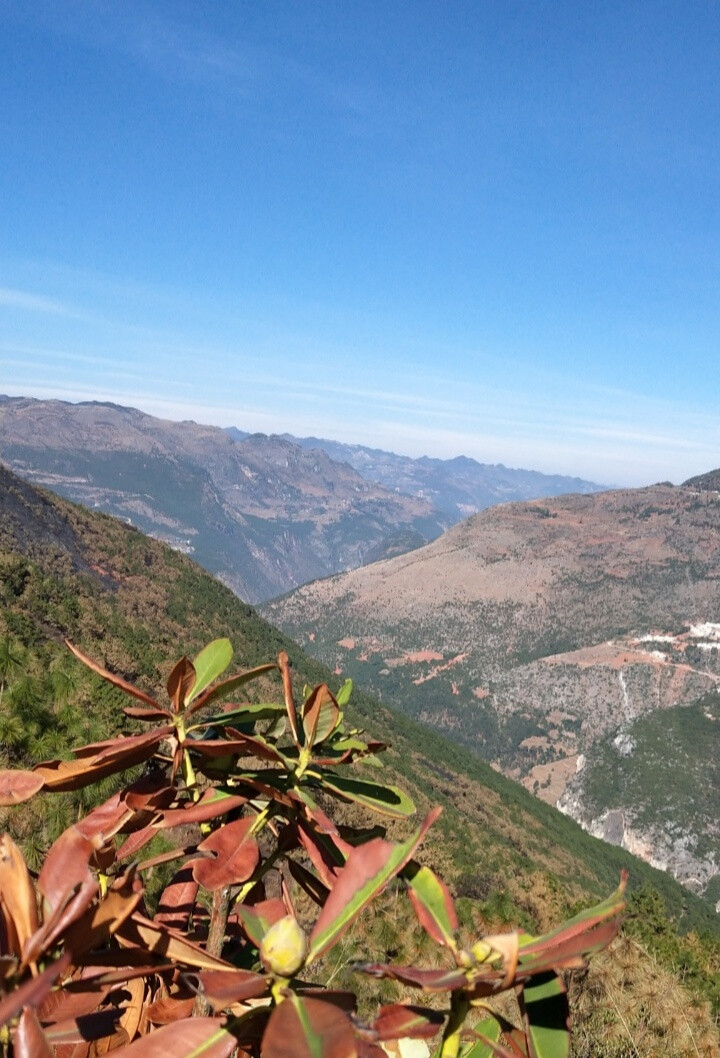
{"left": 523, "top": 755, "right": 579, "bottom": 805}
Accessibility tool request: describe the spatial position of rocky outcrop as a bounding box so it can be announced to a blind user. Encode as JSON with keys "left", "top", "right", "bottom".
{"left": 559, "top": 792, "right": 720, "bottom": 906}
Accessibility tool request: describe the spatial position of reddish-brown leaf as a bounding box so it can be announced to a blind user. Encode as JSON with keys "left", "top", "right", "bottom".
{"left": 123, "top": 704, "right": 174, "bottom": 721}
{"left": 155, "top": 866, "right": 199, "bottom": 931}
{"left": 187, "top": 733, "right": 287, "bottom": 764}
{"left": 188, "top": 969, "right": 269, "bottom": 1010}
{"left": 88, "top": 729, "right": 173, "bottom": 767}
{"left": 290, "top": 790, "right": 343, "bottom": 837}
{"left": 0, "top": 833, "right": 38, "bottom": 954}
{"left": 167, "top": 656, "right": 196, "bottom": 712}
{"left": 356, "top": 1041, "right": 387, "bottom": 1058}
{"left": 515, "top": 918, "right": 623, "bottom": 979}
{"left": 116, "top": 826, "right": 156, "bottom": 862}
{"left": 112, "top": 1017, "right": 238, "bottom": 1056}
{"left": 155, "top": 790, "right": 249, "bottom": 829}
{"left": 64, "top": 641, "right": 159, "bottom": 708}
{"left": 63, "top": 868, "right": 143, "bottom": 959}
{"left": 118, "top": 976, "right": 146, "bottom": 1044}
{"left": 116, "top": 912, "right": 232, "bottom": 972}
{"left": 123, "top": 776, "right": 176, "bottom": 812}
{"left": 519, "top": 876, "right": 626, "bottom": 960}
{"left": 75, "top": 793, "right": 134, "bottom": 843}
{"left": 13, "top": 1006, "right": 53, "bottom": 1058}
{"left": 358, "top": 963, "right": 468, "bottom": 993}
{"left": 371, "top": 1004, "right": 445, "bottom": 1041}
{"left": 0, "top": 951, "right": 71, "bottom": 1029}
{"left": 23, "top": 828, "right": 99, "bottom": 965}
{"left": 34, "top": 729, "right": 170, "bottom": 792}
{"left": 144, "top": 996, "right": 196, "bottom": 1024}
{"left": 0, "top": 769, "right": 45, "bottom": 806}
{"left": 263, "top": 994, "right": 357, "bottom": 1058}
{"left": 277, "top": 650, "right": 301, "bottom": 747}
{"left": 38, "top": 982, "right": 110, "bottom": 1025}
{"left": 308, "top": 810, "right": 439, "bottom": 963}
{"left": 302, "top": 684, "right": 340, "bottom": 746}
{"left": 296, "top": 822, "right": 346, "bottom": 889}
{"left": 192, "top": 817, "right": 260, "bottom": 891}
{"left": 37, "top": 827, "right": 97, "bottom": 920}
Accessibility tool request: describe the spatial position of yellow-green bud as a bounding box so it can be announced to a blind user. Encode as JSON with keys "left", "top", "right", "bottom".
{"left": 260, "top": 916, "right": 307, "bottom": 977}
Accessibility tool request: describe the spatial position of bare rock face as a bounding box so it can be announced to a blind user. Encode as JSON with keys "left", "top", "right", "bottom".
{"left": 559, "top": 793, "right": 720, "bottom": 904}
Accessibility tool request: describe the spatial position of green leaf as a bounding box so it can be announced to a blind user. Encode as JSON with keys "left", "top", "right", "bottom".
{"left": 462, "top": 1017, "right": 504, "bottom": 1058}
{"left": 307, "top": 808, "right": 439, "bottom": 962}
{"left": 316, "top": 771, "right": 415, "bottom": 819}
{"left": 519, "top": 971, "right": 570, "bottom": 1058}
{"left": 186, "top": 638, "right": 234, "bottom": 703}
{"left": 186, "top": 663, "right": 278, "bottom": 715}
{"left": 403, "top": 863, "right": 458, "bottom": 948}
{"left": 188, "top": 701, "right": 286, "bottom": 733}
{"left": 335, "top": 678, "right": 353, "bottom": 707}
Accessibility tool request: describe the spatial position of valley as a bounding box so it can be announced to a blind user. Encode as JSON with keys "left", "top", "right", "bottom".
{"left": 263, "top": 483, "right": 720, "bottom": 901}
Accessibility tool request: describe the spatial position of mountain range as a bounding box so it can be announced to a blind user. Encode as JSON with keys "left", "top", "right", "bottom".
{"left": 228, "top": 426, "right": 603, "bottom": 522}
{"left": 0, "top": 395, "right": 602, "bottom": 602}
{"left": 263, "top": 480, "right": 720, "bottom": 902}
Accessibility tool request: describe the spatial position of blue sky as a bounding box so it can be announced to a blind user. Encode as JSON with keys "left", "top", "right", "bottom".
{"left": 2, "top": 1, "right": 719, "bottom": 485}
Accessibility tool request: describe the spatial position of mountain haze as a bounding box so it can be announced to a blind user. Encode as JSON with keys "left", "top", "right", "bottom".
{"left": 0, "top": 395, "right": 607, "bottom": 603}
{"left": 228, "top": 427, "right": 604, "bottom": 522}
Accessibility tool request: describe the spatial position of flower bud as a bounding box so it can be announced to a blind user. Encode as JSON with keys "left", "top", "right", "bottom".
{"left": 259, "top": 915, "right": 307, "bottom": 977}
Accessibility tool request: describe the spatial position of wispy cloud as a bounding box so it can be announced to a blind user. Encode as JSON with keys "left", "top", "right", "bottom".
{"left": 0, "top": 287, "right": 76, "bottom": 316}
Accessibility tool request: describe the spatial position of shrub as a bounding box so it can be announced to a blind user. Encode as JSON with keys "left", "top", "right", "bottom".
{"left": 0, "top": 638, "right": 626, "bottom": 1057}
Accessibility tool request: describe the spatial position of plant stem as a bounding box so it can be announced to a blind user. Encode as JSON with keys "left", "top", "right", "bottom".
{"left": 440, "top": 993, "right": 470, "bottom": 1058}
{"left": 193, "top": 885, "right": 231, "bottom": 1017}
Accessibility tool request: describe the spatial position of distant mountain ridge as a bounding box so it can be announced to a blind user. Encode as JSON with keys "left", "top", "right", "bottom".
{"left": 226, "top": 426, "right": 605, "bottom": 522}
{"left": 0, "top": 396, "right": 448, "bottom": 601}
{"left": 0, "top": 395, "right": 606, "bottom": 603}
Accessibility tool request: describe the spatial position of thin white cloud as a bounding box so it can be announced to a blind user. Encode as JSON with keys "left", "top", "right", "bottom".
{"left": 0, "top": 287, "right": 75, "bottom": 316}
